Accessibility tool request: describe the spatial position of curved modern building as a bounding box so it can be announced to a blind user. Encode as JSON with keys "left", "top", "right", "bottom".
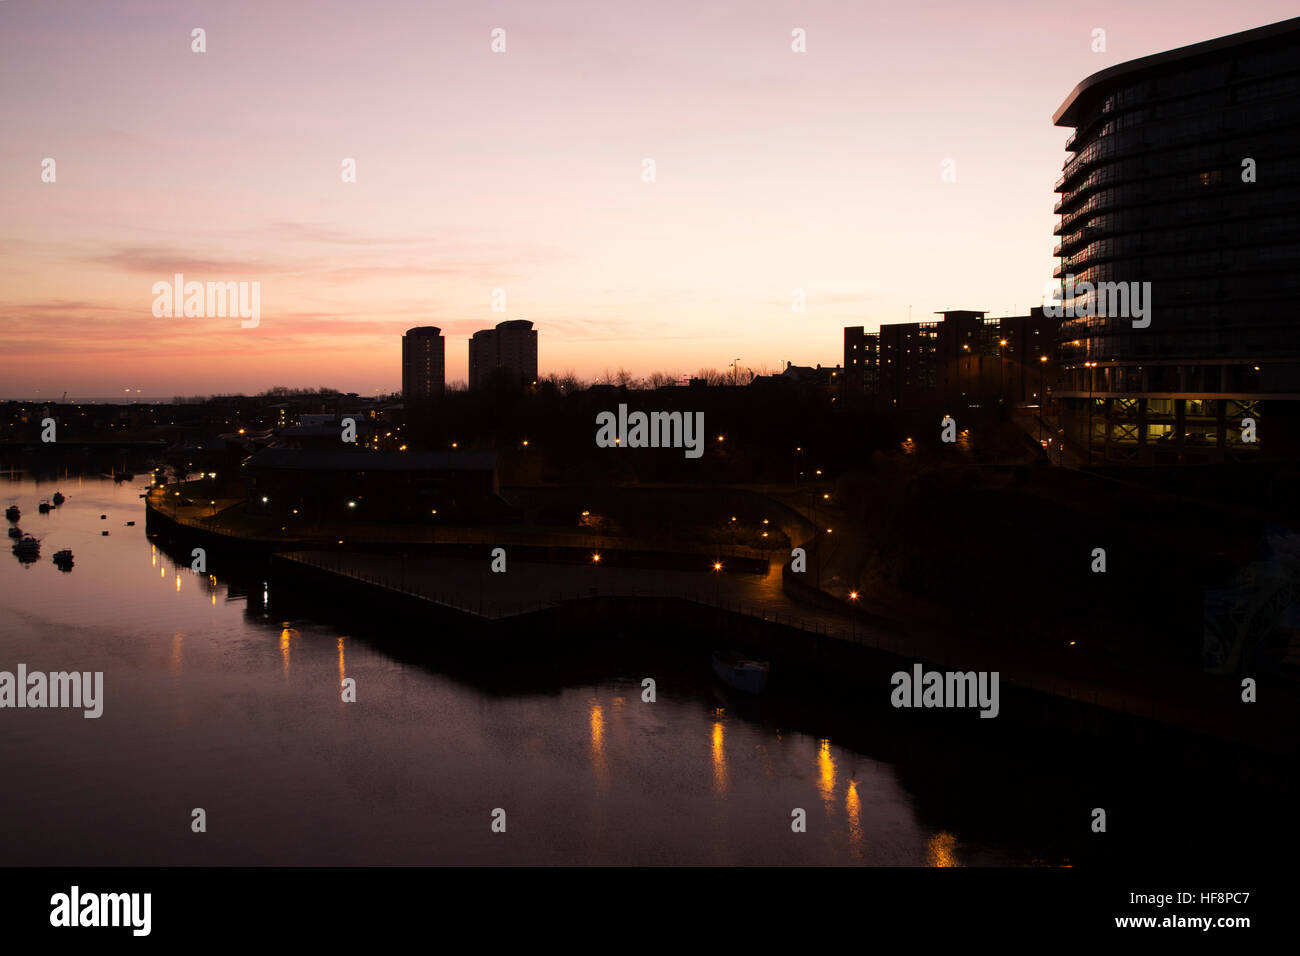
{"left": 1052, "top": 17, "right": 1300, "bottom": 464}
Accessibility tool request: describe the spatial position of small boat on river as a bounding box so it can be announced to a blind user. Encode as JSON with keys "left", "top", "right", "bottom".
{"left": 12, "top": 534, "right": 40, "bottom": 560}
{"left": 711, "top": 651, "right": 770, "bottom": 695}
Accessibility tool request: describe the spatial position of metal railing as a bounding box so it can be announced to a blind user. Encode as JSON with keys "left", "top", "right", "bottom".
{"left": 268, "top": 551, "right": 1226, "bottom": 732}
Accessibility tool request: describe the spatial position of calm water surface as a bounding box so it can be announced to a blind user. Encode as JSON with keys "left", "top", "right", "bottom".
{"left": 1, "top": 474, "right": 1040, "bottom": 865}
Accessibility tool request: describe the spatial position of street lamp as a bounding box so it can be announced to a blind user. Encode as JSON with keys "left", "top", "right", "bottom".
{"left": 1084, "top": 361, "right": 1098, "bottom": 465}
{"left": 1038, "top": 355, "right": 1049, "bottom": 446}
{"left": 807, "top": 490, "right": 822, "bottom": 588}
{"left": 999, "top": 339, "right": 1008, "bottom": 405}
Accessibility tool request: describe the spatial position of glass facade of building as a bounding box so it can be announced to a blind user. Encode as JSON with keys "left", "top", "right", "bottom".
{"left": 1052, "top": 18, "right": 1300, "bottom": 464}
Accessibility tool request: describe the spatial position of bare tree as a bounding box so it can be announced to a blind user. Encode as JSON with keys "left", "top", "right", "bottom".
{"left": 543, "top": 370, "right": 584, "bottom": 392}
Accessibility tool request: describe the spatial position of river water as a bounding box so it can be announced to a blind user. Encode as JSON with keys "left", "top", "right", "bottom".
{"left": 1, "top": 473, "right": 1064, "bottom": 866}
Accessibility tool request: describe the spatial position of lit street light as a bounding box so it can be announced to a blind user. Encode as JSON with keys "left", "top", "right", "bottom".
{"left": 1038, "top": 355, "right": 1049, "bottom": 447}
{"left": 1084, "top": 361, "right": 1098, "bottom": 465}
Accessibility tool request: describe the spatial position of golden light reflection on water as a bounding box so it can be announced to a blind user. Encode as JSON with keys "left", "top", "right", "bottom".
{"left": 845, "top": 779, "right": 864, "bottom": 855}
{"left": 169, "top": 632, "right": 184, "bottom": 674}
{"left": 927, "top": 831, "right": 960, "bottom": 867}
{"left": 280, "top": 627, "right": 293, "bottom": 678}
{"left": 711, "top": 720, "right": 728, "bottom": 794}
{"left": 817, "top": 738, "right": 836, "bottom": 807}
{"left": 589, "top": 700, "right": 607, "bottom": 784}
{"left": 337, "top": 636, "right": 346, "bottom": 685}
{"left": 175, "top": 573, "right": 181, "bottom": 592}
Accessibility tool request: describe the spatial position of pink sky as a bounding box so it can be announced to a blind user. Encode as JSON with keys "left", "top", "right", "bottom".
{"left": 1, "top": 0, "right": 1294, "bottom": 398}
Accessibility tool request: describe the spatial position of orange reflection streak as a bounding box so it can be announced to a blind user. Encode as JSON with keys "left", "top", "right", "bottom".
{"left": 169, "top": 632, "right": 184, "bottom": 674}
{"left": 337, "top": 637, "right": 346, "bottom": 685}
{"left": 711, "top": 720, "right": 728, "bottom": 794}
{"left": 927, "top": 831, "right": 960, "bottom": 867}
{"left": 817, "top": 738, "right": 836, "bottom": 808}
{"left": 280, "top": 627, "right": 292, "bottom": 678}
{"left": 589, "top": 700, "right": 607, "bottom": 784}
{"left": 845, "top": 779, "right": 864, "bottom": 855}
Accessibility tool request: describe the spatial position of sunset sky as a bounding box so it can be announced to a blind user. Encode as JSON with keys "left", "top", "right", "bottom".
{"left": 2, "top": 0, "right": 1294, "bottom": 398}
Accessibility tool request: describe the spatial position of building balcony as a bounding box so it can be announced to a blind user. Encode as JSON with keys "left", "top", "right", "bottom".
{"left": 1055, "top": 225, "right": 1106, "bottom": 258}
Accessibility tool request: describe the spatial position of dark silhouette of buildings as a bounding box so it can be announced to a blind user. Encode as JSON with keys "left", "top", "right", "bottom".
{"left": 469, "top": 320, "right": 538, "bottom": 390}
{"left": 402, "top": 327, "right": 445, "bottom": 401}
{"left": 844, "top": 309, "right": 1058, "bottom": 409}
{"left": 844, "top": 326, "right": 880, "bottom": 396}
{"left": 244, "top": 448, "right": 501, "bottom": 522}
{"left": 764, "top": 362, "right": 842, "bottom": 387}
{"left": 937, "top": 309, "right": 1057, "bottom": 408}
{"left": 879, "top": 320, "right": 939, "bottom": 408}
{"left": 1052, "top": 16, "right": 1300, "bottom": 464}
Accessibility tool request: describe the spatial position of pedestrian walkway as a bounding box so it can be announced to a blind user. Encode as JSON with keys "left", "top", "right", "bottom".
{"left": 275, "top": 549, "right": 1297, "bottom": 753}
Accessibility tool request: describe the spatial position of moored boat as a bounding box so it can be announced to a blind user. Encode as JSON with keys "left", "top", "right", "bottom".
{"left": 37, "top": 500, "right": 52, "bottom": 514}
{"left": 52, "top": 491, "right": 66, "bottom": 506}
{"left": 7, "top": 526, "right": 21, "bottom": 539}
{"left": 711, "top": 651, "right": 770, "bottom": 695}
{"left": 4, "top": 505, "right": 19, "bottom": 522}
{"left": 11, "top": 534, "right": 40, "bottom": 559}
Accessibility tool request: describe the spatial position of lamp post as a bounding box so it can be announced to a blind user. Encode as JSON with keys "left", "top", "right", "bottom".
{"left": 998, "top": 339, "right": 1008, "bottom": 406}
{"left": 1038, "top": 355, "right": 1049, "bottom": 446}
{"left": 807, "top": 490, "right": 821, "bottom": 589}
{"left": 1084, "top": 361, "right": 1098, "bottom": 466}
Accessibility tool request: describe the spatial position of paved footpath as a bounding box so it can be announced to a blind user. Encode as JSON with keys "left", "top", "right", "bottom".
{"left": 279, "top": 549, "right": 1298, "bottom": 753}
